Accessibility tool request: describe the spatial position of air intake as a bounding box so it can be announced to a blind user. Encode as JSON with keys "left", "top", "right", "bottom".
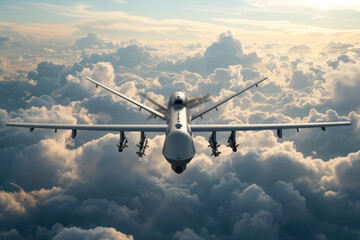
{"left": 174, "top": 99, "right": 183, "bottom": 104}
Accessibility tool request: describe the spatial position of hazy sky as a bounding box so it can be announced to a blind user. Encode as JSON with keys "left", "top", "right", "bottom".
{"left": 1, "top": 0, "right": 360, "bottom": 42}
{"left": 0, "top": 1, "right": 360, "bottom": 240}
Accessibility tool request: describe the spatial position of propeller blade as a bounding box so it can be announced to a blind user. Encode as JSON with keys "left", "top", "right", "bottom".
{"left": 140, "top": 92, "right": 167, "bottom": 112}
{"left": 188, "top": 94, "right": 212, "bottom": 109}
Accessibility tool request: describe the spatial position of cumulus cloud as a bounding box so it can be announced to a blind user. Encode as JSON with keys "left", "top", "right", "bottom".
{"left": 156, "top": 31, "right": 261, "bottom": 76}
{"left": 324, "top": 42, "right": 354, "bottom": 54}
{"left": 53, "top": 226, "right": 133, "bottom": 240}
{"left": 0, "top": 36, "right": 13, "bottom": 49}
{"left": 0, "top": 229, "right": 23, "bottom": 240}
{"left": 288, "top": 45, "right": 312, "bottom": 54}
{"left": 332, "top": 151, "right": 360, "bottom": 191}
{"left": 288, "top": 69, "right": 317, "bottom": 89}
{"left": 323, "top": 62, "right": 360, "bottom": 114}
{"left": 327, "top": 54, "right": 355, "bottom": 69}
{"left": 172, "top": 228, "right": 219, "bottom": 240}
{"left": 75, "top": 33, "right": 119, "bottom": 50}
{"left": 81, "top": 43, "right": 153, "bottom": 69}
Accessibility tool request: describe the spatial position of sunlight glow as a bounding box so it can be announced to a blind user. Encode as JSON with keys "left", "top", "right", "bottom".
{"left": 312, "top": 0, "right": 330, "bottom": 9}
{"left": 303, "top": 0, "right": 359, "bottom": 9}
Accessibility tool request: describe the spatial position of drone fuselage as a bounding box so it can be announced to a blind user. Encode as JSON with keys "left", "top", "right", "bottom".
{"left": 162, "top": 91, "right": 195, "bottom": 174}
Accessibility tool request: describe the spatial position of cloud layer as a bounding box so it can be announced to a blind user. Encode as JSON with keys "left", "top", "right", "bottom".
{"left": 0, "top": 32, "right": 359, "bottom": 239}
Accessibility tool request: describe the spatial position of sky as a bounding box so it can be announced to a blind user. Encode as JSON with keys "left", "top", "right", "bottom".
{"left": 1, "top": 0, "right": 360, "bottom": 42}
{"left": 0, "top": 0, "right": 360, "bottom": 240}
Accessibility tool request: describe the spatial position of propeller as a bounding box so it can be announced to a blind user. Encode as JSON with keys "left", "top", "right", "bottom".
{"left": 188, "top": 94, "right": 211, "bottom": 109}
{"left": 139, "top": 92, "right": 167, "bottom": 112}
{"left": 140, "top": 92, "right": 167, "bottom": 121}
{"left": 139, "top": 92, "right": 211, "bottom": 120}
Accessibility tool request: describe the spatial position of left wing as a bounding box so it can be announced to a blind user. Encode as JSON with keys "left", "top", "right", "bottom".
{"left": 6, "top": 122, "right": 167, "bottom": 138}
{"left": 191, "top": 121, "right": 351, "bottom": 138}
{"left": 6, "top": 123, "right": 168, "bottom": 131}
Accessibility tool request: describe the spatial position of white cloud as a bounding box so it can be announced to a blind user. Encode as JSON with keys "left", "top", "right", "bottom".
{"left": 0, "top": 21, "right": 79, "bottom": 37}
{"left": 243, "top": 0, "right": 360, "bottom": 10}
{"left": 0, "top": 31, "right": 360, "bottom": 240}
{"left": 53, "top": 226, "right": 133, "bottom": 240}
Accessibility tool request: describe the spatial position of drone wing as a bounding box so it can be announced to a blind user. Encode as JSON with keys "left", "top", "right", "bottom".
{"left": 6, "top": 122, "right": 167, "bottom": 138}
{"left": 191, "top": 121, "right": 351, "bottom": 137}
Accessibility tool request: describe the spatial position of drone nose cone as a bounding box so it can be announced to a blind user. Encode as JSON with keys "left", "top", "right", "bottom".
{"left": 170, "top": 91, "right": 187, "bottom": 105}
{"left": 172, "top": 164, "right": 187, "bottom": 174}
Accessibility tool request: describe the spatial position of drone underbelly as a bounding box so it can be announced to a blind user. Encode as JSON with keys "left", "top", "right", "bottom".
{"left": 163, "top": 129, "right": 195, "bottom": 161}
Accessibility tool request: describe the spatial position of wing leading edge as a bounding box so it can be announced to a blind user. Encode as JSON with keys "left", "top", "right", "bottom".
{"left": 6, "top": 123, "right": 168, "bottom": 132}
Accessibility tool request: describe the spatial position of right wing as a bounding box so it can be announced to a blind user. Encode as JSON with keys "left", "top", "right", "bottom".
{"left": 86, "top": 77, "right": 166, "bottom": 120}
{"left": 191, "top": 77, "right": 268, "bottom": 121}
{"left": 6, "top": 122, "right": 167, "bottom": 138}
{"left": 191, "top": 121, "right": 351, "bottom": 138}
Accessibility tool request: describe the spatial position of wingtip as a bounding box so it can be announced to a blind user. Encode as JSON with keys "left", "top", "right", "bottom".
{"left": 5, "top": 122, "right": 20, "bottom": 127}
{"left": 338, "top": 121, "right": 352, "bottom": 126}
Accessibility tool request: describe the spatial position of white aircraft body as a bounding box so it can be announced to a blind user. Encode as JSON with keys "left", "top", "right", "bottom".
{"left": 6, "top": 77, "right": 351, "bottom": 174}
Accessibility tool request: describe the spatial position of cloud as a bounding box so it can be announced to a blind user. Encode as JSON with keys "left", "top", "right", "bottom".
{"left": 288, "top": 69, "right": 316, "bottom": 89}
{"left": 232, "top": 210, "right": 279, "bottom": 239}
{"left": 323, "top": 61, "right": 360, "bottom": 114}
{"left": 288, "top": 45, "right": 312, "bottom": 54}
{"left": 0, "top": 36, "right": 13, "bottom": 49}
{"left": 81, "top": 44, "right": 153, "bottom": 69}
{"left": 53, "top": 226, "right": 134, "bottom": 240}
{"left": 172, "top": 228, "right": 219, "bottom": 240}
{"left": 0, "top": 21, "right": 79, "bottom": 37}
{"left": 26, "top": 61, "right": 67, "bottom": 98}
{"left": 22, "top": 3, "right": 228, "bottom": 40}
{"left": 43, "top": 48, "right": 56, "bottom": 54}
{"left": 75, "top": 33, "right": 104, "bottom": 49}
{"left": 0, "top": 229, "right": 23, "bottom": 240}
{"left": 116, "top": 45, "right": 153, "bottom": 68}
{"left": 0, "top": 31, "right": 360, "bottom": 240}
{"left": 327, "top": 54, "right": 355, "bottom": 69}
{"left": 242, "top": 0, "right": 360, "bottom": 10}
{"left": 324, "top": 42, "right": 355, "bottom": 54}
{"left": 0, "top": 80, "right": 34, "bottom": 111}
{"left": 332, "top": 151, "right": 360, "bottom": 191}
{"left": 156, "top": 32, "right": 261, "bottom": 76}
{"left": 75, "top": 33, "right": 119, "bottom": 49}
